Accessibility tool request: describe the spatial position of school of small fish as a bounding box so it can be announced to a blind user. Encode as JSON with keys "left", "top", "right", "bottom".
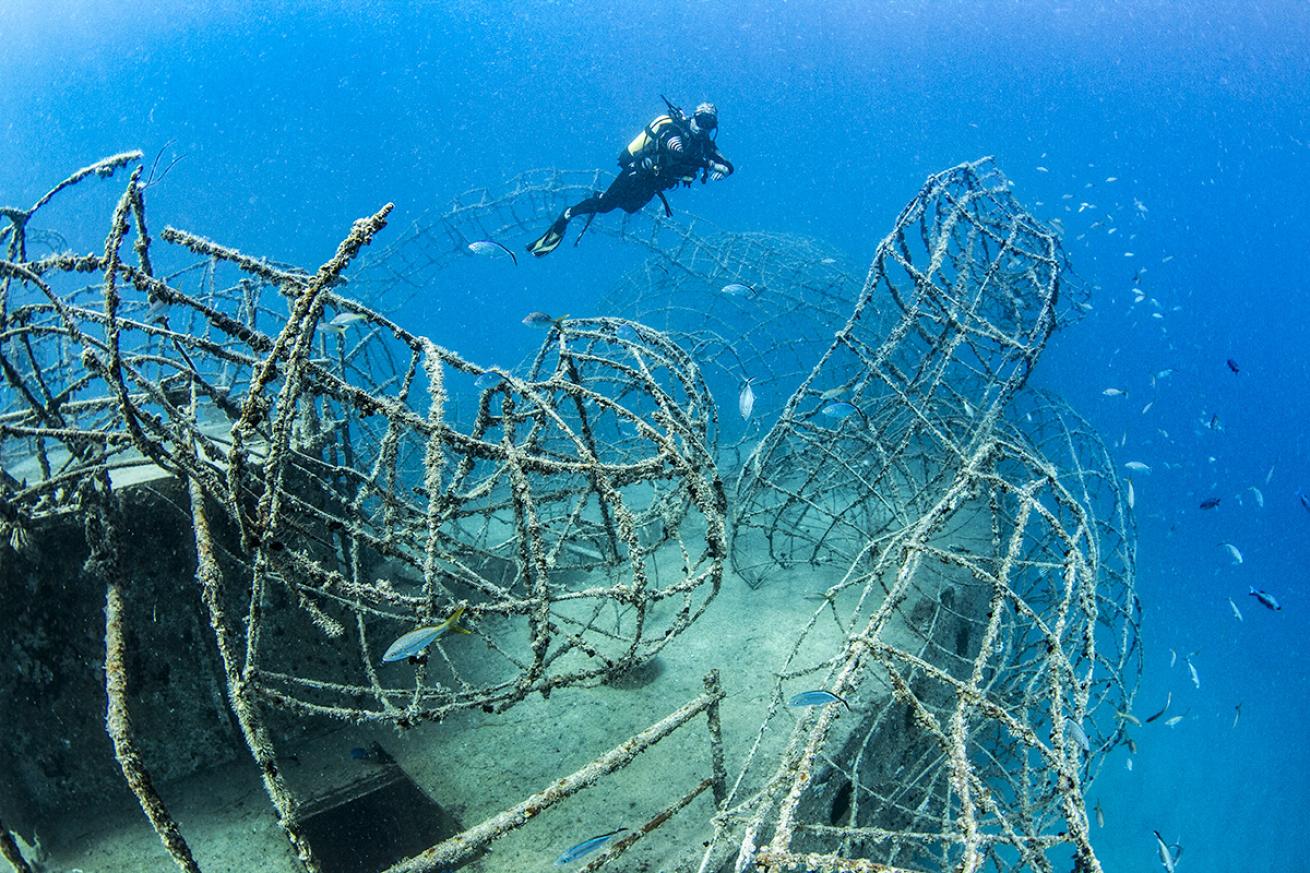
{"left": 1054, "top": 187, "right": 1294, "bottom": 860}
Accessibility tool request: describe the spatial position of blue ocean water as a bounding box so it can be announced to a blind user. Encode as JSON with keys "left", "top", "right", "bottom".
{"left": 2, "top": 1, "right": 1307, "bottom": 870}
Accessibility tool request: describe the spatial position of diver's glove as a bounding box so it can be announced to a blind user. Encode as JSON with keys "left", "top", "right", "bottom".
{"left": 707, "top": 161, "right": 731, "bottom": 182}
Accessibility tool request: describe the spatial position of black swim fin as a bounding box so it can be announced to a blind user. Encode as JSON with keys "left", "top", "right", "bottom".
{"left": 527, "top": 212, "right": 569, "bottom": 258}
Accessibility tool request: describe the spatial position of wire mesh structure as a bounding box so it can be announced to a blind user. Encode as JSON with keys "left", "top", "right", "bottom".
{"left": 694, "top": 388, "right": 1139, "bottom": 873}
{"left": 1, "top": 154, "right": 726, "bottom": 871}
{"left": 348, "top": 171, "right": 868, "bottom": 449}
{"left": 729, "top": 159, "right": 1087, "bottom": 588}
{"left": 0, "top": 154, "right": 1136, "bottom": 873}
{"left": 595, "top": 232, "right": 865, "bottom": 447}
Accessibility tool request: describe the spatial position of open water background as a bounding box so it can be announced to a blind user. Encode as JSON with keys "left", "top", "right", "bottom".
{"left": 2, "top": 2, "right": 1307, "bottom": 869}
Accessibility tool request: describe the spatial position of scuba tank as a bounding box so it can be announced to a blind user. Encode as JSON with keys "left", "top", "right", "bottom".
{"left": 618, "top": 95, "right": 690, "bottom": 171}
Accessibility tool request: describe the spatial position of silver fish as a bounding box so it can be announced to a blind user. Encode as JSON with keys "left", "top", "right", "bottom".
{"left": 1145, "top": 690, "right": 1172, "bottom": 723}
{"left": 788, "top": 690, "right": 851, "bottom": 710}
{"left": 1063, "top": 717, "right": 1090, "bottom": 753}
{"left": 1103, "top": 387, "right": 1127, "bottom": 397}
{"left": 328, "top": 312, "right": 366, "bottom": 328}
{"left": 1228, "top": 597, "right": 1243, "bottom": 622}
{"left": 1127, "top": 478, "right": 1136, "bottom": 510}
{"left": 467, "top": 239, "right": 518, "bottom": 265}
{"left": 820, "top": 400, "right": 859, "bottom": 420}
{"left": 1249, "top": 485, "right": 1264, "bottom": 508}
{"left": 1153, "top": 830, "right": 1182, "bottom": 873}
{"left": 720, "top": 282, "right": 755, "bottom": 297}
{"left": 1124, "top": 461, "right": 1151, "bottom": 474}
{"left": 522, "top": 311, "right": 557, "bottom": 328}
{"left": 382, "top": 606, "right": 471, "bottom": 663}
{"left": 1094, "top": 798, "right": 1105, "bottom": 828}
{"left": 1248, "top": 587, "right": 1282, "bottom": 611}
{"left": 555, "top": 829, "right": 627, "bottom": 865}
{"left": 1220, "top": 542, "right": 1243, "bottom": 565}
{"left": 1164, "top": 715, "right": 1184, "bottom": 727}
{"left": 1233, "top": 703, "right": 1242, "bottom": 728}
{"left": 1169, "top": 648, "right": 1177, "bottom": 668}
{"left": 738, "top": 380, "right": 756, "bottom": 420}
{"left": 1186, "top": 657, "right": 1200, "bottom": 690}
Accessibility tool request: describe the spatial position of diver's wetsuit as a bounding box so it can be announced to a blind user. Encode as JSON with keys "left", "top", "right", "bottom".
{"left": 527, "top": 112, "right": 733, "bottom": 257}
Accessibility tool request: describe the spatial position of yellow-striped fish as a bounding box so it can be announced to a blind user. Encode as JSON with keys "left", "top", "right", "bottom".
{"left": 382, "top": 606, "right": 472, "bottom": 663}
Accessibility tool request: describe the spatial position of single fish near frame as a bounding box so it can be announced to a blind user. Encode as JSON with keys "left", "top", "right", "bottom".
{"left": 522, "top": 311, "right": 562, "bottom": 328}
{"left": 1248, "top": 587, "right": 1282, "bottom": 611}
{"left": 1228, "top": 597, "right": 1243, "bottom": 622}
{"left": 819, "top": 400, "right": 860, "bottom": 420}
{"left": 738, "top": 380, "right": 756, "bottom": 421}
{"left": 1145, "top": 691, "right": 1172, "bottom": 724}
{"left": 1153, "top": 830, "right": 1183, "bottom": 873}
{"left": 1124, "top": 461, "right": 1151, "bottom": 474}
{"left": 555, "top": 828, "right": 628, "bottom": 866}
{"left": 1186, "top": 657, "right": 1200, "bottom": 690}
{"left": 720, "top": 282, "right": 755, "bottom": 298}
{"left": 1126, "top": 478, "right": 1136, "bottom": 510}
{"left": 1094, "top": 798, "right": 1105, "bottom": 828}
{"left": 1220, "top": 542, "right": 1243, "bottom": 565}
{"left": 467, "top": 239, "right": 518, "bottom": 265}
{"left": 382, "top": 606, "right": 473, "bottom": 663}
{"left": 1116, "top": 710, "right": 1142, "bottom": 727}
{"left": 1199, "top": 497, "right": 1221, "bottom": 510}
{"left": 329, "top": 312, "right": 366, "bottom": 328}
{"left": 1102, "top": 387, "right": 1127, "bottom": 397}
{"left": 1063, "top": 717, "right": 1091, "bottom": 753}
{"left": 1164, "top": 714, "right": 1184, "bottom": 728}
{"left": 788, "top": 690, "right": 852, "bottom": 711}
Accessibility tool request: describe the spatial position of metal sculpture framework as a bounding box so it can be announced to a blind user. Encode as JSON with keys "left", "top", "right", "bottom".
{"left": 1, "top": 155, "right": 725, "bottom": 872}
{"left": 0, "top": 155, "right": 1138, "bottom": 873}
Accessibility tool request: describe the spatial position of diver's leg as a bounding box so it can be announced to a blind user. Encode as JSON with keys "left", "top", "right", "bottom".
{"left": 528, "top": 204, "right": 578, "bottom": 258}
{"left": 526, "top": 176, "right": 638, "bottom": 257}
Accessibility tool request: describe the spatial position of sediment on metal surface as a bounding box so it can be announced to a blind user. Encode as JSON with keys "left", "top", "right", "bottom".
{"left": 1, "top": 155, "right": 1132, "bottom": 873}
{"left": 1, "top": 155, "right": 725, "bottom": 870}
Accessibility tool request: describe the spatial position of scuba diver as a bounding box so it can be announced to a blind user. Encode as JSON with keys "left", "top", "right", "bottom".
{"left": 526, "top": 98, "right": 734, "bottom": 257}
